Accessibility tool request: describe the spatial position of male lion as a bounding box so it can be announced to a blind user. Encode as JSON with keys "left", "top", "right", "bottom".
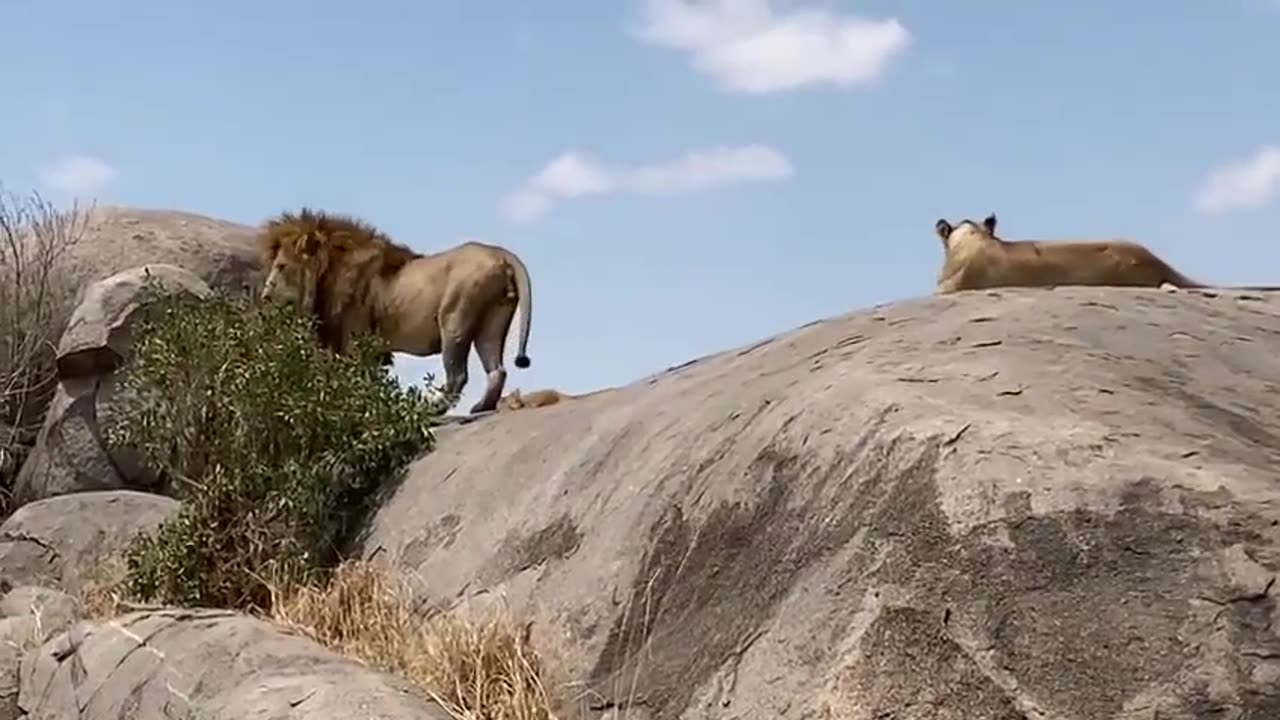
{"left": 258, "top": 207, "right": 533, "bottom": 414}
{"left": 933, "top": 213, "right": 1280, "bottom": 294}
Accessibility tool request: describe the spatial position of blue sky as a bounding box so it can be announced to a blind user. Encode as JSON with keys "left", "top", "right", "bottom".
{"left": 3, "top": 1, "right": 1279, "bottom": 406}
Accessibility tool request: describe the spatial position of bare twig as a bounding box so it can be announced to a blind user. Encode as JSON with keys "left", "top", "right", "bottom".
{"left": 0, "top": 184, "right": 93, "bottom": 500}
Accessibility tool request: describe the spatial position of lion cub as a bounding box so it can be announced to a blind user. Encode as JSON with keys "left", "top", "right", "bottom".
{"left": 496, "top": 388, "right": 574, "bottom": 412}
{"left": 932, "top": 213, "right": 1280, "bottom": 294}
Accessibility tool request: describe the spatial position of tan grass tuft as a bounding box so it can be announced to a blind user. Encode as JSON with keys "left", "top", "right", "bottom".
{"left": 270, "top": 559, "right": 573, "bottom": 720}
{"left": 76, "top": 553, "right": 130, "bottom": 620}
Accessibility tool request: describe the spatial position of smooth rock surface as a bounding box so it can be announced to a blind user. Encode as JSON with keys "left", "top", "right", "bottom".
{"left": 17, "top": 608, "right": 451, "bottom": 720}
{"left": 0, "top": 491, "right": 179, "bottom": 596}
{"left": 55, "top": 264, "right": 212, "bottom": 380}
{"left": 0, "top": 586, "right": 77, "bottom": 720}
{"left": 364, "top": 286, "right": 1280, "bottom": 720}
{"left": 11, "top": 379, "right": 124, "bottom": 506}
{"left": 13, "top": 265, "right": 213, "bottom": 506}
{"left": 9, "top": 206, "right": 261, "bottom": 343}
{"left": 1, "top": 206, "right": 263, "bottom": 486}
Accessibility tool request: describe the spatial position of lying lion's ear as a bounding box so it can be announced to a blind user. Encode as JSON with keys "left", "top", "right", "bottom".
{"left": 982, "top": 213, "right": 998, "bottom": 234}
{"left": 935, "top": 219, "right": 953, "bottom": 241}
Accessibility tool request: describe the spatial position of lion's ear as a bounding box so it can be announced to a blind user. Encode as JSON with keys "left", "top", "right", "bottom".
{"left": 935, "top": 219, "right": 953, "bottom": 241}
{"left": 299, "top": 232, "right": 320, "bottom": 259}
{"left": 982, "top": 214, "right": 997, "bottom": 234}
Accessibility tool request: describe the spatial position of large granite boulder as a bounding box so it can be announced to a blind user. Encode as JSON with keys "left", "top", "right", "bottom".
{"left": 17, "top": 608, "right": 450, "bottom": 719}
{"left": 11, "top": 266, "right": 211, "bottom": 506}
{"left": 362, "top": 286, "right": 1280, "bottom": 720}
{"left": 0, "top": 490, "right": 176, "bottom": 718}
{"left": 0, "top": 585, "right": 78, "bottom": 720}
{"left": 12, "top": 206, "right": 261, "bottom": 342}
{"left": 55, "top": 263, "right": 212, "bottom": 381}
{"left": 1, "top": 207, "right": 263, "bottom": 500}
{"left": 0, "top": 491, "right": 179, "bottom": 596}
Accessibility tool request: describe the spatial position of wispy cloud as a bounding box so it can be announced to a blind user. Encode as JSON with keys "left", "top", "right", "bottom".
{"left": 1192, "top": 145, "right": 1280, "bottom": 214}
{"left": 632, "top": 0, "right": 910, "bottom": 94}
{"left": 36, "top": 154, "right": 118, "bottom": 196}
{"left": 500, "top": 144, "right": 793, "bottom": 222}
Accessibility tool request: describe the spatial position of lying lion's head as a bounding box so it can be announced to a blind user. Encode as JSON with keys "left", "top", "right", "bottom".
{"left": 934, "top": 213, "right": 998, "bottom": 251}
{"left": 496, "top": 388, "right": 525, "bottom": 411}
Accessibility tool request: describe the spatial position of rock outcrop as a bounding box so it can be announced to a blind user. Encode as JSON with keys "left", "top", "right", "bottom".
{"left": 17, "top": 609, "right": 451, "bottom": 720}
{"left": 0, "top": 491, "right": 180, "bottom": 596}
{"left": 2, "top": 207, "right": 263, "bottom": 497}
{"left": 364, "top": 286, "right": 1280, "bottom": 720}
{"left": 0, "top": 492, "right": 457, "bottom": 720}
{"left": 25, "top": 206, "right": 262, "bottom": 339}
{"left": 12, "top": 266, "right": 212, "bottom": 505}
{"left": 0, "top": 585, "right": 78, "bottom": 720}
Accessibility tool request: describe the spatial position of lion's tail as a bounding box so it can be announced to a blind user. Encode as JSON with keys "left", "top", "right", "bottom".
{"left": 500, "top": 248, "right": 533, "bottom": 369}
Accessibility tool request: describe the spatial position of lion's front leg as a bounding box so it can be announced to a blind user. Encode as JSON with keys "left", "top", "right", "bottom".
{"left": 935, "top": 274, "right": 964, "bottom": 294}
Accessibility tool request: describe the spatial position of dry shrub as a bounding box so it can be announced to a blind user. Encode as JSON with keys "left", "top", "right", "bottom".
{"left": 76, "top": 552, "right": 131, "bottom": 621}
{"left": 271, "top": 560, "right": 574, "bottom": 720}
{"left": 0, "top": 186, "right": 91, "bottom": 509}
{"left": 105, "top": 286, "right": 445, "bottom": 610}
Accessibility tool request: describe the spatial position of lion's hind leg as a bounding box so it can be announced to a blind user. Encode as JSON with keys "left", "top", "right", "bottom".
{"left": 469, "top": 302, "right": 518, "bottom": 414}
{"left": 438, "top": 321, "right": 473, "bottom": 412}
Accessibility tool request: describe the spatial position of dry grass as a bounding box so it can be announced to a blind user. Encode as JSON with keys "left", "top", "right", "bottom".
{"left": 270, "top": 560, "right": 575, "bottom": 720}
{"left": 76, "top": 553, "right": 131, "bottom": 620}
{"left": 75, "top": 555, "right": 578, "bottom": 720}
{"left": 0, "top": 186, "right": 92, "bottom": 513}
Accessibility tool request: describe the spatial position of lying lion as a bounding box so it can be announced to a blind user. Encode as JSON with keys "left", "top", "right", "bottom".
{"left": 494, "top": 385, "right": 624, "bottom": 413}
{"left": 495, "top": 388, "right": 575, "bottom": 412}
{"left": 933, "top": 213, "right": 1280, "bottom": 294}
{"left": 258, "top": 208, "right": 534, "bottom": 414}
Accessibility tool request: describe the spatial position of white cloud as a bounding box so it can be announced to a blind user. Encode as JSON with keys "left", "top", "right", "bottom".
{"left": 36, "top": 154, "right": 118, "bottom": 196}
{"left": 632, "top": 0, "right": 911, "bottom": 94}
{"left": 500, "top": 144, "right": 793, "bottom": 222}
{"left": 1192, "top": 145, "right": 1280, "bottom": 214}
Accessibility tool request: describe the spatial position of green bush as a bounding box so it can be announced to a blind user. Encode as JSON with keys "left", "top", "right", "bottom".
{"left": 104, "top": 283, "right": 447, "bottom": 610}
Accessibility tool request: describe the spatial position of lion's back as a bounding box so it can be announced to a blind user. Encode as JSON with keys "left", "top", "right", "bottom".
{"left": 415, "top": 241, "right": 508, "bottom": 283}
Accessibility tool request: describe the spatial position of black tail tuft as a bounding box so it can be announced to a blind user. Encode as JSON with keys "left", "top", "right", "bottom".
{"left": 515, "top": 355, "right": 531, "bottom": 369}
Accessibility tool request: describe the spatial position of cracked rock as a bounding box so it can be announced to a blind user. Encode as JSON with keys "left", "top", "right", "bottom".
{"left": 0, "top": 491, "right": 178, "bottom": 596}
{"left": 17, "top": 608, "right": 451, "bottom": 720}
{"left": 364, "top": 286, "right": 1280, "bottom": 719}
{"left": 8, "top": 208, "right": 265, "bottom": 508}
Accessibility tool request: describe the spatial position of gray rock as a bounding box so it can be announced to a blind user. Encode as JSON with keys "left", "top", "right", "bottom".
{"left": 1, "top": 426, "right": 34, "bottom": 495}
{"left": 17, "top": 608, "right": 451, "bottom": 719}
{"left": 13, "top": 264, "right": 212, "bottom": 506}
{"left": 7, "top": 206, "right": 262, "bottom": 334}
{"left": 0, "top": 616, "right": 38, "bottom": 720}
{"left": 55, "top": 264, "right": 212, "bottom": 380}
{"left": 0, "top": 586, "right": 77, "bottom": 627}
{"left": 1, "top": 206, "right": 263, "bottom": 477}
{"left": 0, "top": 586, "right": 76, "bottom": 720}
{"left": 0, "top": 491, "right": 179, "bottom": 596}
{"left": 363, "top": 286, "right": 1280, "bottom": 720}
{"left": 11, "top": 378, "right": 123, "bottom": 506}
{"left": 0, "top": 443, "right": 18, "bottom": 491}
{"left": 91, "top": 370, "right": 160, "bottom": 494}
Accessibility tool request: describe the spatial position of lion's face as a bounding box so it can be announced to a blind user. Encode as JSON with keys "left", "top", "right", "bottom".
{"left": 260, "top": 247, "right": 316, "bottom": 309}
{"left": 496, "top": 389, "right": 525, "bottom": 411}
{"left": 934, "top": 214, "right": 998, "bottom": 251}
